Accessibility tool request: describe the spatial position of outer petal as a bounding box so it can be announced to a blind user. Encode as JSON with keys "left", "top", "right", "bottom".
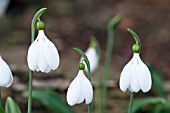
{"left": 119, "top": 59, "right": 133, "bottom": 92}
{"left": 27, "top": 39, "right": 39, "bottom": 71}
{"left": 0, "top": 56, "right": 13, "bottom": 87}
{"left": 67, "top": 71, "right": 84, "bottom": 106}
{"left": 44, "top": 36, "right": 60, "bottom": 70}
{"left": 82, "top": 74, "right": 93, "bottom": 104}
{"left": 137, "top": 58, "right": 152, "bottom": 93}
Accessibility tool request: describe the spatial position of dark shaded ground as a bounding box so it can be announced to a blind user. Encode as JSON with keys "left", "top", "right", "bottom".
{"left": 0, "top": 0, "right": 170, "bottom": 113}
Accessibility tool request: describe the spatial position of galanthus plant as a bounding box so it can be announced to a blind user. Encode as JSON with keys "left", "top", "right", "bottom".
{"left": 68, "top": 48, "right": 93, "bottom": 113}
{"left": 67, "top": 63, "right": 93, "bottom": 106}
{"left": 119, "top": 28, "right": 152, "bottom": 113}
{"left": 26, "top": 8, "right": 60, "bottom": 113}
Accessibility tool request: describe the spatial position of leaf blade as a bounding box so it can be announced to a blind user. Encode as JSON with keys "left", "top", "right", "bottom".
{"left": 23, "top": 89, "right": 74, "bottom": 113}
{"left": 5, "top": 97, "right": 21, "bottom": 113}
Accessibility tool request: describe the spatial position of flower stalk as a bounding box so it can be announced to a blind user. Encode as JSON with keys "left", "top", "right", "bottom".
{"left": 0, "top": 88, "right": 2, "bottom": 107}
{"left": 128, "top": 92, "right": 134, "bottom": 113}
{"left": 100, "top": 15, "right": 122, "bottom": 113}
{"left": 127, "top": 28, "right": 141, "bottom": 53}
{"left": 27, "top": 8, "right": 47, "bottom": 113}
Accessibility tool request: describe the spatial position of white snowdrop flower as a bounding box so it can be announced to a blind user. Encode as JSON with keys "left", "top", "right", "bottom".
{"left": 27, "top": 24, "right": 60, "bottom": 73}
{"left": 84, "top": 47, "right": 99, "bottom": 72}
{"left": 80, "top": 47, "right": 99, "bottom": 73}
{"left": 0, "top": 56, "right": 13, "bottom": 87}
{"left": 67, "top": 64, "right": 93, "bottom": 106}
{"left": 119, "top": 53, "right": 152, "bottom": 93}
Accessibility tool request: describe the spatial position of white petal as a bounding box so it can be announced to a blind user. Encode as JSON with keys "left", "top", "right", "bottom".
{"left": 44, "top": 36, "right": 60, "bottom": 70}
{"left": 66, "top": 71, "right": 84, "bottom": 106}
{"left": 0, "top": 56, "right": 13, "bottom": 87}
{"left": 119, "top": 59, "right": 133, "bottom": 92}
{"left": 82, "top": 74, "right": 93, "bottom": 104}
{"left": 137, "top": 58, "right": 152, "bottom": 92}
{"left": 27, "top": 39, "right": 39, "bottom": 71}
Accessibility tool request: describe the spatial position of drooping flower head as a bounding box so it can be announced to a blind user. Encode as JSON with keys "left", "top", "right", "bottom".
{"left": 0, "top": 56, "right": 13, "bottom": 87}
{"left": 27, "top": 21, "right": 60, "bottom": 73}
{"left": 67, "top": 63, "right": 93, "bottom": 106}
{"left": 80, "top": 38, "right": 99, "bottom": 73}
{"left": 119, "top": 28, "right": 152, "bottom": 93}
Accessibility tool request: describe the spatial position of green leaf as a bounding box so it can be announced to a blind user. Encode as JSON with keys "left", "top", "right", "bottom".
{"left": 74, "top": 48, "right": 91, "bottom": 80}
{"left": 5, "top": 97, "right": 21, "bottom": 113}
{"left": 148, "top": 104, "right": 165, "bottom": 113}
{"left": 31, "top": 8, "right": 47, "bottom": 42}
{"left": 147, "top": 101, "right": 170, "bottom": 113}
{"left": 125, "top": 97, "right": 166, "bottom": 113}
{"left": 0, "top": 106, "right": 5, "bottom": 113}
{"left": 23, "top": 89, "right": 74, "bottom": 113}
{"left": 147, "top": 63, "right": 166, "bottom": 97}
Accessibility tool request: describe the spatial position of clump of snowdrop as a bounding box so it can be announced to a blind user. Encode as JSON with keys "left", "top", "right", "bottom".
{"left": 119, "top": 28, "right": 152, "bottom": 93}
{"left": 27, "top": 20, "right": 60, "bottom": 73}
{"left": 67, "top": 63, "right": 93, "bottom": 106}
{"left": 0, "top": 56, "right": 13, "bottom": 87}
{"left": 80, "top": 39, "right": 99, "bottom": 73}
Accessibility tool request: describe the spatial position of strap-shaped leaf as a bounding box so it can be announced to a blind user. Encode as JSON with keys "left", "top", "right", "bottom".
{"left": 147, "top": 63, "right": 166, "bottom": 97}
{"left": 124, "top": 97, "right": 166, "bottom": 113}
{"left": 5, "top": 97, "right": 21, "bottom": 113}
{"left": 0, "top": 106, "right": 4, "bottom": 113}
{"left": 23, "top": 89, "right": 74, "bottom": 113}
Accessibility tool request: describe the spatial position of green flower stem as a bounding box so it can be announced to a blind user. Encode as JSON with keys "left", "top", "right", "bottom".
{"left": 127, "top": 28, "right": 141, "bottom": 47}
{"left": 27, "top": 70, "right": 33, "bottom": 113}
{"left": 100, "top": 15, "right": 122, "bottom": 113}
{"left": 27, "top": 8, "right": 47, "bottom": 113}
{"left": 31, "top": 8, "right": 47, "bottom": 42}
{"left": 87, "top": 63, "right": 91, "bottom": 113}
{"left": 88, "top": 104, "right": 91, "bottom": 113}
{"left": 0, "top": 88, "right": 2, "bottom": 107}
{"left": 128, "top": 92, "right": 135, "bottom": 113}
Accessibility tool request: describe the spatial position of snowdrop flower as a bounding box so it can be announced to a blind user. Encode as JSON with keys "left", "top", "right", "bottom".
{"left": 0, "top": 56, "right": 13, "bottom": 87}
{"left": 27, "top": 21, "right": 60, "bottom": 73}
{"left": 119, "top": 53, "right": 152, "bottom": 93}
{"left": 67, "top": 63, "right": 93, "bottom": 106}
{"left": 119, "top": 28, "right": 152, "bottom": 93}
{"left": 0, "top": 0, "right": 10, "bottom": 17}
{"left": 80, "top": 39, "right": 99, "bottom": 72}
